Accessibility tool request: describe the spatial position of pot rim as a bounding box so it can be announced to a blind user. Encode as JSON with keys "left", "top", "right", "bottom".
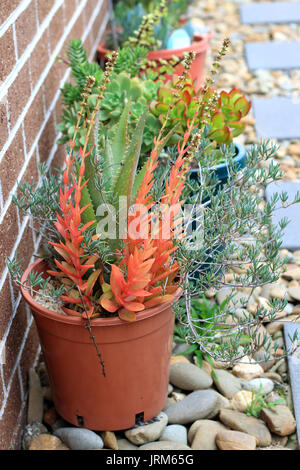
{"left": 189, "top": 142, "right": 246, "bottom": 174}
{"left": 21, "top": 259, "right": 182, "bottom": 327}
{"left": 97, "top": 33, "right": 213, "bottom": 58}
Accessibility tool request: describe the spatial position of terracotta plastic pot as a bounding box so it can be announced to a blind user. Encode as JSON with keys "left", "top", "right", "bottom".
{"left": 97, "top": 33, "right": 213, "bottom": 90}
{"left": 21, "top": 259, "right": 181, "bottom": 431}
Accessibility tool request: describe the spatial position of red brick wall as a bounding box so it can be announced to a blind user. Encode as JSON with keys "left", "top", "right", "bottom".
{"left": 0, "top": 0, "right": 109, "bottom": 449}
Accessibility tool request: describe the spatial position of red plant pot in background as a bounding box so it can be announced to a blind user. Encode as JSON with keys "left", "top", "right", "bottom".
{"left": 21, "top": 259, "right": 181, "bottom": 431}
{"left": 97, "top": 33, "right": 213, "bottom": 90}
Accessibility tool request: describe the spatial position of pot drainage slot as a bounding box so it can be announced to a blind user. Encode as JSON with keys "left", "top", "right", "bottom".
{"left": 76, "top": 415, "right": 85, "bottom": 426}
{"left": 135, "top": 412, "right": 144, "bottom": 427}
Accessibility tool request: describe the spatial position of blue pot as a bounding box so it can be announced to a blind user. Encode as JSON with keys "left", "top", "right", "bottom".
{"left": 187, "top": 143, "right": 246, "bottom": 283}
{"left": 189, "top": 142, "right": 246, "bottom": 186}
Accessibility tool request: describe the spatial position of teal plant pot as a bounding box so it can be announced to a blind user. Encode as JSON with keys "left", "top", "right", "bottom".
{"left": 189, "top": 142, "right": 246, "bottom": 186}
{"left": 187, "top": 143, "right": 246, "bottom": 283}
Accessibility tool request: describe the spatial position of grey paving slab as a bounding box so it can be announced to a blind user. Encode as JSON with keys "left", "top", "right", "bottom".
{"left": 241, "top": 2, "right": 300, "bottom": 25}
{"left": 284, "top": 323, "right": 300, "bottom": 446}
{"left": 265, "top": 181, "right": 300, "bottom": 251}
{"left": 245, "top": 41, "right": 300, "bottom": 70}
{"left": 253, "top": 97, "right": 300, "bottom": 140}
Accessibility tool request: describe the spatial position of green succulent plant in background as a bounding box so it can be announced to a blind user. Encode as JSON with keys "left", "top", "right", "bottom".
{"left": 150, "top": 77, "right": 251, "bottom": 148}
{"left": 109, "top": 0, "right": 192, "bottom": 49}
{"left": 58, "top": 40, "right": 163, "bottom": 155}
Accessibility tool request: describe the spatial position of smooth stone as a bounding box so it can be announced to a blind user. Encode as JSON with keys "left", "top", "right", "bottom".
{"left": 27, "top": 369, "right": 43, "bottom": 425}
{"left": 260, "top": 405, "right": 296, "bottom": 437}
{"left": 54, "top": 428, "right": 104, "bottom": 450}
{"left": 219, "top": 409, "right": 272, "bottom": 447}
{"left": 37, "top": 362, "right": 50, "bottom": 387}
{"left": 160, "top": 425, "right": 187, "bottom": 445}
{"left": 217, "top": 288, "right": 248, "bottom": 309}
{"left": 139, "top": 441, "right": 191, "bottom": 450}
{"left": 42, "top": 386, "right": 52, "bottom": 402}
{"left": 125, "top": 412, "right": 168, "bottom": 445}
{"left": 248, "top": 378, "right": 274, "bottom": 395}
{"left": 216, "top": 430, "right": 256, "bottom": 450}
{"left": 213, "top": 369, "right": 248, "bottom": 399}
{"left": 262, "top": 372, "right": 282, "bottom": 383}
{"left": 117, "top": 439, "right": 138, "bottom": 450}
{"left": 210, "top": 392, "right": 231, "bottom": 416}
{"left": 165, "top": 390, "right": 220, "bottom": 425}
{"left": 100, "top": 431, "right": 118, "bottom": 450}
{"left": 270, "top": 285, "right": 288, "bottom": 300}
{"left": 52, "top": 418, "right": 72, "bottom": 432}
{"left": 173, "top": 342, "right": 194, "bottom": 361}
{"left": 231, "top": 390, "right": 253, "bottom": 413}
{"left": 22, "top": 422, "right": 48, "bottom": 450}
{"left": 288, "top": 286, "right": 300, "bottom": 302}
{"left": 232, "top": 356, "right": 264, "bottom": 381}
{"left": 29, "top": 434, "right": 69, "bottom": 450}
{"left": 189, "top": 420, "right": 226, "bottom": 450}
{"left": 283, "top": 267, "right": 300, "bottom": 281}
{"left": 168, "top": 384, "right": 173, "bottom": 395}
{"left": 196, "top": 360, "right": 212, "bottom": 376}
{"left": 169, "top": 362, "right": 213, "bottom": 391}
{"left": 252, "top": 350, "right": 276, "bottom": 372}
{"left": 170, "top": 355, "right": 190, "bottom": 365}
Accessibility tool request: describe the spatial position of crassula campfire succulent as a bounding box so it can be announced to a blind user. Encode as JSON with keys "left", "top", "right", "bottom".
{"left": 150, "top": 77, "right": 251, "bottom": 145}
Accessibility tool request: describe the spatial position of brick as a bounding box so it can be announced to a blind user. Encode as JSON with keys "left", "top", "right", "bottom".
{"left": 2, "top": 301, "right": 28, "bottom": 386}
{"left": 9, "top": 401, "right": 26, "bottom": 450}
{"left": 36, "top": 0, "right": 55, "bottom": 25}
{"left": 67, "top": 13, "right": 84, "bottom": 44}
{"left": 43, "top": 61, "right": 62, "bottom": 112}
{"left": 55, "top": 88, "right": 64, "bottom": 124}
{"left": 0, "top": 372, "right": 5, "bottom": 414}
{"left": 17, "top": 151, "right": 40, "bottom": 227}
{"left": 85, "top": 0, "right": 99, "bottom": 27}
{"left": 92, "top": 0, "right": 108, "bottom": 44}
{"left": 0, "top": 27, "right": 16, "bottom": 82}
{"left": 29, "top": 33, "right": 50, "bottom": 89}
{"left": 0, "top": 128, "right": 25, "bottom": 205}
{"left": 83, "top": 29, "right": 93, "bottom": 59}
{"left": 38, "top": 113, "right": 56, "bottom": 164}
{"left": 51, "top": 145, "right": 66, "bottom": 174}
{"left": 0, "top": 277, "right": 15, "bottom": 338}
{"left": 48, "top": 5, "right": 65, "bottom": 54}
{"left": 15, "top": 224, "right": 35, "bottom": 276}
{"left": 15, "top": 2, "right": 38, "bottom": 58}
{"left": 0, "top": 0, "right": 19, "bottom": 24}
{"left": 0, "top": 371, "right": 23, "bottom": 450}
{"left": 19, "top": 321, "right": 40, "bottom": 395}
{"left": 63, "top": 0, "right": 78, "bottom": 24}
{"left": 24, "top": 89, "right": 44, "bottom": 152}
{"left": 7, "top": 61, "right": 31, "bottom": 129}
{"left": 0, "top": 202, "right": 23, "bottom": 277}
{"left": 0, "top": 101, "right": 9, "bottom": 150}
